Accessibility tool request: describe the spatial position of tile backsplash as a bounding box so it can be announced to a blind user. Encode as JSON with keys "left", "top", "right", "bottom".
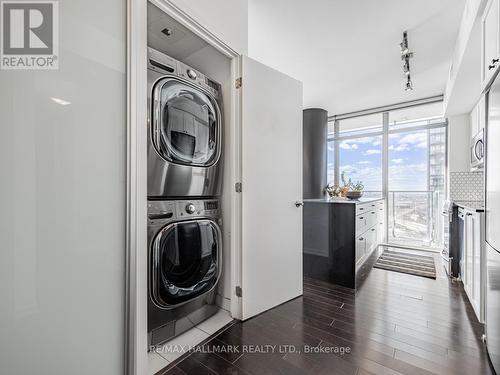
{"left": 450, "top": 171, "right": 484, "bottom": 201}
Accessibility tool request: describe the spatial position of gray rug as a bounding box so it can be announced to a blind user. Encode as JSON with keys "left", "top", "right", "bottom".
{"left": 373, "top": 250, "right": 436, "bottom": 279}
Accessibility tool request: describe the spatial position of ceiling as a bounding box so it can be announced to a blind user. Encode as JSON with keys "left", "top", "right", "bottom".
{"left": 148, "top": 3, "right": 209, "bottom": 61}
{"left": 248, "top": 0, "right": 465, "bottom": 116}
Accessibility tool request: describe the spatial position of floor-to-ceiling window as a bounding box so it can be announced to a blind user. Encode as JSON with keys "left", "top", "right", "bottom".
{"left": 327, "top": 101, "right": 447, "bottom": 250}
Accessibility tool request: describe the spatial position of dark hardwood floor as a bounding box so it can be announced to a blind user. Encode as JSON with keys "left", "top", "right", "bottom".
{"left": 156, "top": 248, "right": 495, "bottom": 375}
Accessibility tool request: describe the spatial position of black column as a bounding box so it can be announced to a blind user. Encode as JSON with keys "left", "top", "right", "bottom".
{"left": 303, "top": 108, "right": 328, "bottom": 199}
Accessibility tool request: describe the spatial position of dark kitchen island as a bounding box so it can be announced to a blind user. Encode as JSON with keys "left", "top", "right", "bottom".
{"left": 303, "top": 197, "right": 385, "bottom": 289}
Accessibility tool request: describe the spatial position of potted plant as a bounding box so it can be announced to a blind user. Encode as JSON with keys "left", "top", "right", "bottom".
{"left": 345, "top": 181, "right": 364, "bottom": 200}
{"left": 325, "top": 172, "right": 364, "bottom": 200}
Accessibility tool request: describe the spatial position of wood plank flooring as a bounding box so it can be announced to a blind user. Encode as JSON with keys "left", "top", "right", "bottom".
{"left": 156, "top": 248, "right": 495, "bottom": 375}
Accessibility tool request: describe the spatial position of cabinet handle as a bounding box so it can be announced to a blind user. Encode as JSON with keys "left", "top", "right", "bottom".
{"left": 358, "top": 237, "right": 364, "bottom": 241}
{"left": 489, "top": 64, "right": 496, "bottom": 70}
{"left": 371, "top": 228, "right": 375, "bottom": 231}
{"left": 359, "top": 207, "right": 364, "bottom": 210}
{"left": 359, "top": 217, "right": 364, "bottom": 219}
{"left": 493, "top": 58, "right": 499, "bottom": 64}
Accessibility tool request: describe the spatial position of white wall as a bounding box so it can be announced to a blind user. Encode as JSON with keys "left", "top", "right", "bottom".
{"left": 448, "top": 114, "right": 471, "bottom": 173}
{"left": 169, "top": 0, "right": 248, "bottom": 53}
{"left": 0, "top": 1, "right": 126, "bottom": 374}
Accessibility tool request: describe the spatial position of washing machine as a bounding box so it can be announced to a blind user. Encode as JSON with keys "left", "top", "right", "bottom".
{"left": 148, "top": 198, "right": 222, "bottom": 348}
{"left": 147, "top": 47, "right": 224, "bottom": 199}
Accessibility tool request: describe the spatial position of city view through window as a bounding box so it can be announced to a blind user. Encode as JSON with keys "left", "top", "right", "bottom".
{"left": 328, "top": 106, "right": 447, "bottom": 249}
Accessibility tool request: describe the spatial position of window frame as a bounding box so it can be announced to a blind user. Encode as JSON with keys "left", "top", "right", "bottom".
{"left": 328, "top": 112, "right": 449, "bottom": 250}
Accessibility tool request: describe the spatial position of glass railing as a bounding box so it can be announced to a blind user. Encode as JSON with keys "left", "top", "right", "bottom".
{"left": 364, "top": 190, "right": 444, "bottom": 249}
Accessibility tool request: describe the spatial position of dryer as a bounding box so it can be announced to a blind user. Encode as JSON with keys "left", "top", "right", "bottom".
{"left": 148, "top": 198, "right": 222, "bottom": 347}
{"left": 147, "top": 47, "right": 224, "bottom": 199}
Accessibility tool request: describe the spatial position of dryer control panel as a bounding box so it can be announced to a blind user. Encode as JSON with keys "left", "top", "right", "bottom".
{"left": 148, "top": 199, "right": 220, "bottom": 223}
{"left": 148, "top": 47, "right": 221, "bottom": 99}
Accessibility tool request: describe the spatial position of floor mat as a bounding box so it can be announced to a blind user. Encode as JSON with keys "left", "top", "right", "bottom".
{"left": 373, "top": 250, "right": 436, "bottom": 279}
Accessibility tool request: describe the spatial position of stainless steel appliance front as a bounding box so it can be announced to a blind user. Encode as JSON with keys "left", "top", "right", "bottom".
{"left": 147, "top": 47, "right": 223, "bottom": 199}
{"left": 147, "top": 199, "right": 222, "bottom": 347}
{"left": 470, "top": 129, "right": 484, "bottom": 170}
{"left": 486, "top": 73, "right": 500, "bottom": 373}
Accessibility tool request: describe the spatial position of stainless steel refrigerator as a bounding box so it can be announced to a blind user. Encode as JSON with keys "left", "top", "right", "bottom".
{"left": 486, "top": 74, "right": 500, "bottom": 373}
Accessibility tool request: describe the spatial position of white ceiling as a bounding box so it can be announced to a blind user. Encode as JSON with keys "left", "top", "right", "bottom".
{"left": 248, "top": 0, "right": 465, "bottom": 116}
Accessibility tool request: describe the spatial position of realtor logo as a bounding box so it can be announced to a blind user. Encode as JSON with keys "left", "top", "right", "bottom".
{"left": 1, "top": 1, "right": 58, "bottom": 69}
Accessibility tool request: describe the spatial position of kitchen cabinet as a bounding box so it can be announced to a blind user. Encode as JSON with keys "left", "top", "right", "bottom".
{"left": 470, "top": 95, "right": 486, "bottom": 139}
{"left": 481, "top": 0, "right": 500, "bottom": 89}
{"left": 462, "top": 209, "right": 485, "bottom": 322}
{"left": 356, "top": 200, "right": 384, "bottom": 268}
{"left": 303, "top": 198, "right": 385, "bottom": 289}
{"left": 355, "top": 235, "right": 366, "bottom": 263}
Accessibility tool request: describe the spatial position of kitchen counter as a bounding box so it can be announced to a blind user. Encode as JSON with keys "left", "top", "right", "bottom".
{"left": 454, "top": 200, "right": 485, "bottom": 212}
{"left": 304, "top": 197, "right": 384, "bottom": 204}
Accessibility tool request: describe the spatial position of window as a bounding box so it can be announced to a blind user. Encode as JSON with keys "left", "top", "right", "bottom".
{"left": 338, "top": 135, "right": 382, "bottom": 195}
{"left": 328, "top": 106, "right": 447, "bottom": 250}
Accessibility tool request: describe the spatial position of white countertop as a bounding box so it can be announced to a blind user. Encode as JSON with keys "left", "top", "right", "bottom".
{"left": 304, "top": 197, "right": 384, "bottom": 205}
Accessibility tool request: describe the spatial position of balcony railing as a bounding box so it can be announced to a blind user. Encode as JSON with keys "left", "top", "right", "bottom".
{"left": 364, "top": 190, "right": 444, "bottom": 249}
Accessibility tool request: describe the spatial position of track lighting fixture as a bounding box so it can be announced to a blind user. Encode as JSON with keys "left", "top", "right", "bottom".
{"left": 400, "top": 31, "right": 414, "bottom": 91}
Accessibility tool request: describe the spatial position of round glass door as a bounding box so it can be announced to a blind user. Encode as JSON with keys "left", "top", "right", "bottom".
{"left": 152, "top": 219, "right": 221, "bottom": 307}
{"left": 152, "top": 78, "right": 221, "bottom": 167}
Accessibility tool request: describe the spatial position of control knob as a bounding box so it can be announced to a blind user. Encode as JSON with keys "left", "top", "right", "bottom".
{"left": 187, "top": 69, "right": 197, "bottom": 80}
{"left": 185, "top": 203, "right": 196, "bottom": 214}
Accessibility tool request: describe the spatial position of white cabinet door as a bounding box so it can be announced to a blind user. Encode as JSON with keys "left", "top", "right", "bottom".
{"left": 239, "top": 56, "right": 303, "bottom": 320}
{"left": 464, "top": 213, "right": 474, "bottom": 297}
{"left": 356, "top": 235, "right": 366, "bottom": 264}
{"left": 470, "top": 96, "right": 486, "bottom": 139}
{"left": 472, "top": 214, "right": 481, "bottom": 312}
{"left": 367, "top": 226, "right": 377, "bottom": 255}
{"left": 478, "top": 95, "right": 486, "bottom": 132}
{"left": 471, "top": 102, "right": 479, "bottom": 139}
{"left": 482, "top": 0, "right": 500, "bottom": 88}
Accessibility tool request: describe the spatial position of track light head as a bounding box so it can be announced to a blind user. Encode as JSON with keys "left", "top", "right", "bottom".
{"left": 403, "top": 62, "right": 410, "bottom": 75}
{"left": 405, "top": 78, "right": 413, "bottom": 91}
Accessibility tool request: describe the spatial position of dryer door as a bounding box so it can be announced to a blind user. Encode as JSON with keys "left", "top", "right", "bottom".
{"left": 152, "top": 78, "right": 222, "bottom": 167}
{"left": 151, "top": 219, "right": 221, "bottom": 308}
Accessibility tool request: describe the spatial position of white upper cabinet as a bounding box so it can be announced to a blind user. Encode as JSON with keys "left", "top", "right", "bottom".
{"left": 470, "top": 95, "right": 486, "bottom": 138}
{"left": 471, "top": 99, "right": 479, "bottom": 138}
{"left": 481, "top": 0, "right": 500, "bottom": 89}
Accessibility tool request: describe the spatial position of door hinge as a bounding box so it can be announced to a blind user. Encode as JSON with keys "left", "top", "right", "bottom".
{"left": 235, "top": 77, "right": 242, "bottom": 89}
{"left": 235, "top": 286, "right": 242, "bottom": 297}
{"left": 235, "top": 182, "right": 242, "bottom": 193}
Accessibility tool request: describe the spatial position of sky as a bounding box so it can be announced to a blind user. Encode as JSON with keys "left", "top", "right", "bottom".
{"left": 327, "top": 130, "right": 433, "bottom": 191}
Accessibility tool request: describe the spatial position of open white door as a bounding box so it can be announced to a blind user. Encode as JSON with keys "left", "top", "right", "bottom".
{"left": 239, "top": 56, "right": 303, "bottom": 320}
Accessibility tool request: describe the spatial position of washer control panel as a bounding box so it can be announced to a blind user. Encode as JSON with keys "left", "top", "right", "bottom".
{"left": 177, "top": 200, "right": 204, "bottom": 217}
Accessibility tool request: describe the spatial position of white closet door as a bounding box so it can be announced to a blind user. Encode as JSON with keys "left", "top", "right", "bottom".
{"left": 239, "top": 56, "right": 303, "bottom": 320}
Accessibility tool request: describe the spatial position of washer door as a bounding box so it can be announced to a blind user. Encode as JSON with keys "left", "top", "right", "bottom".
{"left": 151, "top": 219, "right": 221, "bottom": 308}
{"left": 152, "top": 77, "right": 221, "bottom": 167}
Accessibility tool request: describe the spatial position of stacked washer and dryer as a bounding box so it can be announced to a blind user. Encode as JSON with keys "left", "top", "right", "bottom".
{"left": 147, "top": 47, "right": 224, "bottom": 347}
